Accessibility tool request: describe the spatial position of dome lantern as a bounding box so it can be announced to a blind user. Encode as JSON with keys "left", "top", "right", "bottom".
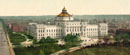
{"left": 57, "top": 7, "right": 72, "bottom": 17}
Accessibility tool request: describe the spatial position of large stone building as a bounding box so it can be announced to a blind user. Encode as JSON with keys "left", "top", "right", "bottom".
{"left": 28, "top": 7, "right": 108, "bottom": 42}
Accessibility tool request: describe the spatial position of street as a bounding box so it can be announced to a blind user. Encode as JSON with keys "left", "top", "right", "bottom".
{"left": 0, "top": 22, "right": 10, "bottom": 55}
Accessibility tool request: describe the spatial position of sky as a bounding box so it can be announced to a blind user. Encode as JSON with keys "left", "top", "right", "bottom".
{"left": 0, "top": 0, "right": 130, "bottom": 16}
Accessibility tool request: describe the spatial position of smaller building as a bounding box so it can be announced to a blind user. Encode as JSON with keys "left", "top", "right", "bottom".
{"left": 8, "top": 23, "right": 26, "bottom": 32}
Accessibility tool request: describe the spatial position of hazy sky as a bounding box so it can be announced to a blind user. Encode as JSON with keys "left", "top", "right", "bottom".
{"left": 0, "top": 0, "right": 130, "bottom": 16}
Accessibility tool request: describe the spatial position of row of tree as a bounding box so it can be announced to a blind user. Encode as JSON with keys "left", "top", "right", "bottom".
{"left": 32, "top": 32, "right": 130, "bottom": 47}
{"left": 33, "top": 34, "right": 82, "bottom": 47}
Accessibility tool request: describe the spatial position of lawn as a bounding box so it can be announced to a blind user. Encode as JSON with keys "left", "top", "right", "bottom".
{"left": 9, "top": 32, "right": 26, "bottom": 45}
{"left": 24, "top": 34, "right": 33, "bottom": 39}
{"left": 14, "top": 44, "right": 67, "bottom": 55}
{"left": 14, "top": 45, "right": 130, "bottom": 55}
{"left": 67, "top": 45, "right": 130, "bottom": 55}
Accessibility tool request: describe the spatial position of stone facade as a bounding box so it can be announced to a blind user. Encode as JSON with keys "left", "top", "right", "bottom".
{"left": 28, "top": 7, "right": 108, "bottom": 42}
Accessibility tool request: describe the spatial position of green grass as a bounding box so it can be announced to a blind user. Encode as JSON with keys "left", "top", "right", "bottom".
{"left": 14, "top": 45, "right": 130, "bottom": 55}
{"left": 67, "top": 45, "right": 130, "bottom": 55}
{"left": 9, "top": 32, "right": 26, "bottom": 45}
{"left": 25, "top": 34, "right": 33, "bottom": 39}
{"left": 14, "top": 44, "right": 67, "bottom": 55}
{"left": 20, "top": 32, "right": 34, "bottom": 39}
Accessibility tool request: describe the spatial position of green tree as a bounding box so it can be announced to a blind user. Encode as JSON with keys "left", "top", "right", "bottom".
{"left": 39, "top": 50, "right": 45, "bottom": 55}
{"left": 46, "top": 37, "right": 57, "bottom": 43}
{"left": 115, "top": 33, "right": 130, "bottom": 46}
{"left": 63, "top": 34, "right": 81, "bottom": 47}
{"left": 39, "top": 37, "right": 57, "bottom": 44}
{"left": 33, "top": 38, "right": 38, "bottom": 44}
{"left": 39, "top": 37, "right": 46, "bottom": 44}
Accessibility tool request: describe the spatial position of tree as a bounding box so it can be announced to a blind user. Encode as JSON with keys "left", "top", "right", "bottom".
{"left": 39, "top": 37, "right": 46, "bottom": 44}
{"left": 115, "top": 33, "right": 130, "bottom": 46}
{"left": 39, "top": 37, "right": 57, "bottom": 44}
{"left": 39, "top": 50, "right": 45, "bottom": 55}
{"left": 46, "top": 37, "right": 57, "bottom": 43}
{"left": 63, "top": 34, "right": 81, "bottom": 47}
{"left": 33, "top": 38, "right": 38, "bottom": 44}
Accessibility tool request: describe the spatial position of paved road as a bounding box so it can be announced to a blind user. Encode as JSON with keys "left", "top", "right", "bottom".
{"left": 0, "top": 22, "right": 10, "bottom": 55}
{"left": 51, "top": 41, "right": 98, "bottom": 55}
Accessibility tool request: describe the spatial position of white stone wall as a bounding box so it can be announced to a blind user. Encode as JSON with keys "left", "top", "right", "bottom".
{"left": 98, "top": 23, "right": 108, "bottom": 37}
{"left": 56, "top": 16, "right": 73, "bottom": 21}
{"left": 36, "top": 25, "right": 63, "bottom": 40}
{"left": 28, "top": 15, "right": 108, "bottom": 41}
{"left": 84, "top": 25, "right": 98, "bottom": 37}
{"left": 63, "top": 21, "right": 81, "bottom": 36}
{"left": 29, "top": 23, "right": 108, "bottom": 41}
{"left": 28, "top": 22, "right": 108, "bottom": 40}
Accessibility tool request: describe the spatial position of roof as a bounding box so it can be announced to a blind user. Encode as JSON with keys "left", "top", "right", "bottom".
{"left": 57, "top": 7, "right": 72, "bottom": 17}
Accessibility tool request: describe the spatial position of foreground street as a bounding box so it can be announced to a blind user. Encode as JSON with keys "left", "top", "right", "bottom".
{"left": 0, "top": 22, "right": 10, "bottom": 55}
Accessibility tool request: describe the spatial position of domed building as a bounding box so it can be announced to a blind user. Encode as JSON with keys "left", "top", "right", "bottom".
{"left": 56, "top": 7, "right": 73, "bottom": 21}
{"left": 28, "top": 7, "right": 108, "bottom": 45}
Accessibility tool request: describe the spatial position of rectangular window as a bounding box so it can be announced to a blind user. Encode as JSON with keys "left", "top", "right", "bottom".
{"left": 46, "top": 30, "right": 48, "bottom": 32}
{"left": 54, "top": 29, "right": 55, "bottom": 32}
{"left": 49, "top": 29, "right": 50, "bottom": 32}
{"left": 40, "top": 30, "right": 42, "bottom": 32}
{"left": 39, "top": 30, "right": 40, "bottom": 32}
{"left": 51, "top": 29, "right": 53, "bottom": 32}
